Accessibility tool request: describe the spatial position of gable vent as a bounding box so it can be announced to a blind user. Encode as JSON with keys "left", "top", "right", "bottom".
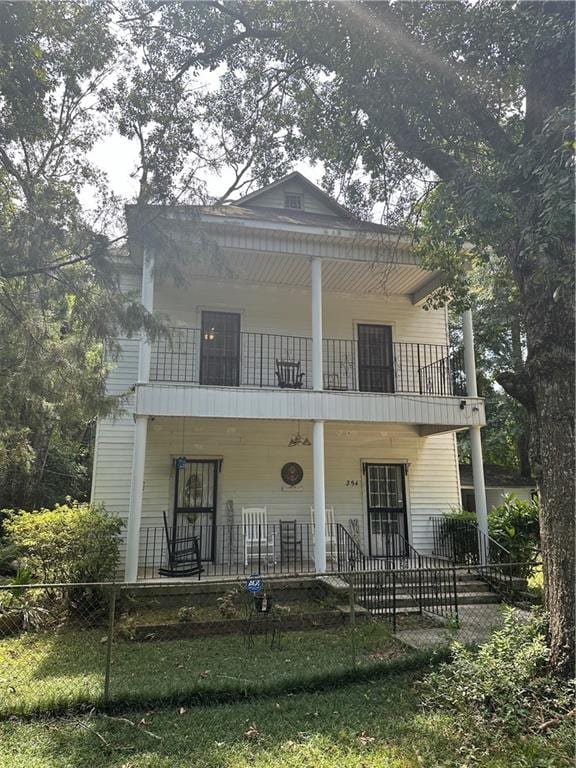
{"left": 285, "top": 193, "right": 303, "bottom": 210}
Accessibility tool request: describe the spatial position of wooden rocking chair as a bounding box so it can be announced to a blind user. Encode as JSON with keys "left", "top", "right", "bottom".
{"left": 275, "top": 359, "right": 305, "bottom": 389}
{"left": 159, "top": 510, "right": 204, "bottom": 578}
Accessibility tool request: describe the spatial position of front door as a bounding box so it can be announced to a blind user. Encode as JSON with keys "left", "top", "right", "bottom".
{"left": 200, "top": 311, "right": 241, "bottom": 386}
{"left": 357, "top": 324, "right": 395, "bottom": 393}
{"left": 174, "top": 459, "right": 218, "bottom": 561}
{"left": 365, "top": 463, "right": 408, "bottom": 557}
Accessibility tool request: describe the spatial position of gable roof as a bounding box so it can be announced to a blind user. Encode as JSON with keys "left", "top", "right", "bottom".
{"left": 233, "top": 171, "right": 356, "bottom": 219}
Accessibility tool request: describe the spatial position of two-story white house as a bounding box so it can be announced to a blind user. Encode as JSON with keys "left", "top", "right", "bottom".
{"left": 91, "top": 172, "right": 488, "bottom": 581}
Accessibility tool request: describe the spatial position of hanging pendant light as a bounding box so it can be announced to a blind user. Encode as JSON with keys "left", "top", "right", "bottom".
{"left": 288, "top": 421, "right": 311, "bottom": 447}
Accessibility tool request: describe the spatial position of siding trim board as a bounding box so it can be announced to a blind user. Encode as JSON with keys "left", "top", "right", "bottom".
{"left": 135, "top": 384, "right": 485, "bottom": 428}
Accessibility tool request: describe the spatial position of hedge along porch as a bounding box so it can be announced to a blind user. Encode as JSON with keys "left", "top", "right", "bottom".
{"left": 125, "top": 417, "right": 461, "bottom": 580}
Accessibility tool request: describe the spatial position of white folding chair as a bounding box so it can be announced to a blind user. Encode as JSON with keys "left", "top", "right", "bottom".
{"left": 310, "top": 505, "right": 337, "bottom": 561}
{"left": 242, "top": 506, "right": 275, "bottom": 566}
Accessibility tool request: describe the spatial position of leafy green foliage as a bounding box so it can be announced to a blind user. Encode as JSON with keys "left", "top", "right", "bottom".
{"left": 3, "top": 501, "right": 122, "bottom": 584}
{"left": 421, "top": 609, "right": 575, "bottom": 735}
{"left": 489, "top": 494, "right": 540, "bottom": 574}
{"left": 447, "top": 494, "right": 540, "bottom": 575}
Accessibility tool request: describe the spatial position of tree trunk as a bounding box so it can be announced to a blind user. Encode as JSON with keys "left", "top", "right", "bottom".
{"left": 520, "top": 249, "right": 575, "bottom": 678}
{"left": 530, "top": 369, "right": 575, "bottom": 677}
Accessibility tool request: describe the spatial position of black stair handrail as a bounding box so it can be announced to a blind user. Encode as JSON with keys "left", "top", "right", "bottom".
{"left": 429, "top": 515, "right": 516, "bottom": 596}
{"left": 394, "top": 532, "right": 458, "bottom": 620}
{"left": 336, "top": 524, "right": 458, "bottom": 622}
{"left": 336, "top": 523, "right": 367, "bottom": 571}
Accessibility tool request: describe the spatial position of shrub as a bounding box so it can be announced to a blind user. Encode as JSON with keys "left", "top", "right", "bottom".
{"left": 0, "top": 570, "right": 51, "bottom": 634}
{"left": 488, "top": 494, "right": 540, "bottom": 576}
{"left": 444, "top": 495, "right": 540, "bottom": 577}
{"left": 420, "top": 608, "right": 575, "bottom": 735}
{"left": 3, "top": 500, "right": 123, "bottom": 584}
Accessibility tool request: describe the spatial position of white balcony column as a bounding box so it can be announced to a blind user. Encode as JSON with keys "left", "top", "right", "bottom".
{"left": 138, "top": 250, "right": 155, "bottom": 384}
{"left": 462, "top": 309, "right": 489, "bottom": 558}
{"left": 313, "top": 420, "right": 327, "bottom": 573}
{"left": 311, "top": 257, "right": 323, "bottom": 391}
{"left": 125, "top": 415, "right": 148, "bottom": 581}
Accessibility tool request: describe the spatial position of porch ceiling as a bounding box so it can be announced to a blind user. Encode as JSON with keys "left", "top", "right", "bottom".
{"left": 176, "top": 249, "right": 437, "bottom": 298}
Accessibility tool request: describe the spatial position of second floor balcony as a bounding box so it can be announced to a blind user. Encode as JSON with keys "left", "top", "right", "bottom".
{"left": 150, "top": 326, "right": 467, "bottom": 397}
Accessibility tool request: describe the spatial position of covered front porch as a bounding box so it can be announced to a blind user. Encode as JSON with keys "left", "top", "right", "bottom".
{"left": 126, "top": 418, "right": 463, "bottom": 581}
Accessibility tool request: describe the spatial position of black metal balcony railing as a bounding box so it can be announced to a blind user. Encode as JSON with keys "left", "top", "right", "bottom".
{"left": 150, "top": 327, "right": 467, "bottom": 396}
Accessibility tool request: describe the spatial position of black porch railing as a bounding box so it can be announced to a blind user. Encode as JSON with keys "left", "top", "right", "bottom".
{"left": 150, "top": 327, "right": 467, "bottom": 396}
{"left": 140, "top": 521, "right": 460, "bottom": 626}
{"left": 141, "top": 522, "right": 334, "bottom": 579}
{"left": 429, "top": 515, "right": 518, "bottom": 595}
{"left": 337, "top": 525, "right": 458, "bottom": 622}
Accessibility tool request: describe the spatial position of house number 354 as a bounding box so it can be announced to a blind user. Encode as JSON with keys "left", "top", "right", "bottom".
{"left": 345, "top": 480, "right": 359, "bottom": 487}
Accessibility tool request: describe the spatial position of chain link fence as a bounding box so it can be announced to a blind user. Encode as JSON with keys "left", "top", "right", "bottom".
{"left": 0, "top": 565, "right": 536, "bottom": 717}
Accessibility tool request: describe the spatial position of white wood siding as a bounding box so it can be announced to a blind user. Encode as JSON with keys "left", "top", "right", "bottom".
{"left": 153, "top": 277, "right": 448, "bottom": 344}
{"left": 91, "top": 337, "right": 139, "bottom": 558}
{"left": 134, "top": 418, "right": 460, "bottom": 557}
{"left": 242, "top": 182, "right": 337, "bottom": 216}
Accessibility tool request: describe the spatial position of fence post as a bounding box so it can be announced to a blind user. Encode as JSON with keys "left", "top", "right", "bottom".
{"left": 103, "top": 585, "right": 117, "bottom": 704}
{"left": 391, "top": 568, "right": 397, "bottom": 633}
{"left": 348, "top": 574, "right": 357, "bottom": 668}
{"left": 451, "top": 566, "right": 459, "bottom": 628}
{"left": 417, "top": 554, "right": 423, "bottom": 615}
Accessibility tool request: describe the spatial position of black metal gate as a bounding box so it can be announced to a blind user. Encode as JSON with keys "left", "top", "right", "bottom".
{"left": 365, "top": 463, "right": 408, "bottom": 558}
{"left": 173, "top": 459, "right": 218, "bottom": 561}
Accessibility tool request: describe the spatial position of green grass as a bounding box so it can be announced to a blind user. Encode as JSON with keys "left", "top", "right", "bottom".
{"left": 0, "top": 620, "right": 422, "bottom": 715}
{"left": 0, "top": 671, "right": 571, "bottom": 768}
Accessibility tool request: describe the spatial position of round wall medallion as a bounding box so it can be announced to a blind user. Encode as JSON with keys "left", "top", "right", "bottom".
{"left": 281, "top": 462, "right": 304, "bottom": 486}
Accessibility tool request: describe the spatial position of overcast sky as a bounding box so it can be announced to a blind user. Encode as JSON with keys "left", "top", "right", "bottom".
{"left": 85, "top": 128, "right": 322, "bottom": 212}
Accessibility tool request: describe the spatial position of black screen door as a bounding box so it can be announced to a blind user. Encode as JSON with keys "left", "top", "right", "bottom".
{"left": 200, "top": 311, "right": 241, "bottom": 386}
{"left": 174, "top": 459, "right": 218, "bottom": 561}
{"left": 365, "top": 463, "right": 408, "bottom": 557}
{"left": 357, "top": 324, "right": 395, "bottom": 393}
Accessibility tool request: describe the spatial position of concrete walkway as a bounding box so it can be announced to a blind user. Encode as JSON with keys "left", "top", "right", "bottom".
{"left": 394, "top": 603, "right": 531, "bottom": 649}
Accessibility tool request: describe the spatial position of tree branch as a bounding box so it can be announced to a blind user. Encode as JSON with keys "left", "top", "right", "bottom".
{"left": 496, "top": 369, "right": 536, "bottom": 411}
{"left": 349, "top": 2, "right": 518, "bottom": 159}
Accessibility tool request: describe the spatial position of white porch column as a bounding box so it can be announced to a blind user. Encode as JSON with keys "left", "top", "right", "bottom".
{"left": 313, "top": 420, "right": 327, "bottom": 573}
{"left": 462, "top": 309, "right": 489, "bottom": 556}
{"left": 311, "top": 257, "right": 323, "bottom": 391}
{"left": 138, "top": 250, "right": 155, "bottom": 384}
{"left": 125, "top": 251, "right": 155, "bottom": 581}
{"left": 125, "top": 415, "right": 148, "bottom": 581}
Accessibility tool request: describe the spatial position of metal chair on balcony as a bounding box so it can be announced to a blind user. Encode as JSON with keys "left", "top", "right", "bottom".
{"left": 275, "top": 360, "right": 305, "bottom": 389}
{"left": 242, "top": 506, "right": 275, "bottom": 566}
{"left": 159, "top": 511, "right": 204, "bottom": 578}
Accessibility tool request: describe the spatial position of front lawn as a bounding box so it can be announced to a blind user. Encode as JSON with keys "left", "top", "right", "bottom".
{"left": 0, "top": 620, "right": 414, "bottom": 715}
{"left": 0, "top": 671, "right": 571, "bottom": 768}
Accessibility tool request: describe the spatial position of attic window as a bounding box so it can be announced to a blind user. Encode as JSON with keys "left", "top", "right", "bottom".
{"left": 285, "top": 193, "right": 303, "bottom": 210}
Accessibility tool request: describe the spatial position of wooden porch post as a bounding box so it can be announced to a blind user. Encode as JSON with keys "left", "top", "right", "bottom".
{"left": 125, "top": 250, "right": 155, "bottom": 581}
{"left": 311, "top": 257, "right": 323, "bottom": 391}
{"left": 313, "top": 420, "right": 327, "bottom": 573}
{"left": 138, "top": 250, "right": 155, "bottom": 384}
{"left": 462, "top": 309, "right": 489, "bottom": 560}
{"left": 125, "top": 415, "right": 148, "bottom": 581}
